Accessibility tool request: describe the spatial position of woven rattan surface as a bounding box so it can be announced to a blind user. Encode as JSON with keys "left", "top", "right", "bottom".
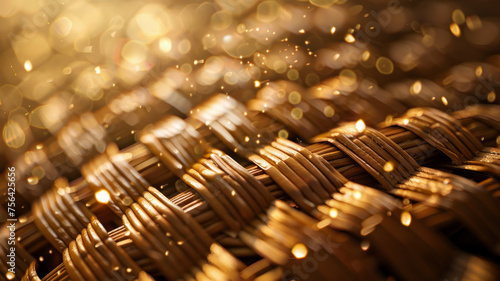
{"left": 1, "top": 0, "right": 500, "bottom": 280}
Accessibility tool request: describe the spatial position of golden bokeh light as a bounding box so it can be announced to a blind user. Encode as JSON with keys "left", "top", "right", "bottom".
{"left": 401, "top": 211, "right": 412, "bottom": 227}
{"left": 291, "top": 243, "right": 308, "bottom": 259}
{"left": 95, "top": 189, "right": 111, "bottom": 204}
{"left": 355, "top": 119, "right": 365, "bottom": 132}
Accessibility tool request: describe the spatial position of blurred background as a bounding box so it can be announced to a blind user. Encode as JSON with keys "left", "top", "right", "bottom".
{"left": 1, "top": 0, "right": 500, "bottom": 181}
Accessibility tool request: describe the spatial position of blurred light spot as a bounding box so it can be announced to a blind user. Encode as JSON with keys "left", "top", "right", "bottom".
{"left": 257, "top": 1, "right": 280, "bottom": 22}
{"left": 344, "top": 34, "right": 355, "bottom": 43}
{"left": 361, "top": 50, "right": 370, "bottom": 62}
{"left": 353, "top": 191, "right": 361, "bottom": 199}
{"left": 411, "top": 81, "right": 422, "bottom": 95}
{"left": 63, "top": 67, "right": 72, "bottom": 75}
{"left": 211, "top": 10, "right": 232, "bottom": 30}
{"left": 383, "top": 162, "right": 394, "bottom": 172}
{"left": 375, "top": 57, "right": 394, "bottom": 75}
{"left": 122, "top": 41, "right": 148, "bottom": 65}
{"left": 24, "top": 60, "right": 32, "bottom": 72}
{"left": 292, "top": 243, "right": 308, "bottom": 259}
{"left": 329, "top": 208, "right": 338, "bottom": 218}
{"left": 287, "top": 69, "right": 299, "bottom": 80}
{"left": 450, "top": 23, "right": 461, "bottom": 37}
{"left": 52, "top": 17, "right": 72, "bottom": 38}
{"left": 310, "top": 0, "right": 336, "bottom": 8}
{"left": 224, "top": 72, "right": 238, "bottom": 85}
{"left": 330, "top": 26, "right": 336, "bottom": 34}
{"left": 441, "top": 96, "right": 448, "bottom": 106}
{"left": 475, "top": 66, "right": 483, "bottom": 77}
{"left": 356, "top": 119, "right": 365, "bottom": 132}
{"left": 202, "top": 33, "right": 217, "bottom": 50}
{"left": 488, "top": 92, "right": 496, "bottom": 103}
{"left": 0, "top": 85, "right": 23, "bottom": 111}
{"left": 32, "top": 166, "right": 45, "bottom": 179}
{"left": 278, "top": 129, "right": 289, "bottom": 139}
{"left": 339, "top": 69, "right": 357, "bottom": 85}
{"left": 237, "top": 24, "right": 246, "bottom": 33}
{"left": 3, "top": 121, "right": 25, "bottom": 148}
{"left": 6, "top": 272, "right": 15, "bottom": 280}
{"left": 401, "top": 211, "right": 412, "bottom": 226}
{"left": 178, "top": 39, "right": 192, "bottom": 54}
{"left": 254, "top": 80, "right": 261, "bottom": 87}
{"left": 323, "top": 105, "right": 335, "bottom": 117}
{"left": 273, "top": 60, "right": 287, "bottom": 73}
{"left": 95, "top": 66, "right": 101, "bottom": 74}
{"left": 159, "top": 37, "right": 172, "bottom": 52}
{"left": 136, "top": 13, "right": 163, "bottom": 37}
{"left": 27, "top": 176, "right": 39, "bottom": 185}
{"left": 361, "top": 240, "right": 370, "bottom": 251}
{"left": 291, "top": 108, "right": 303, "bottom": 120}
{"left": 95, "top": 189, "right": 110, "bottom": 204}
{"left": 466, "top": 15, "right": 482, "bottom": 30}
{"left": 452, "top": 9, "right": 465, "bottom": 25}
{"left": 385, "top": 115, "right": 393, "bottom": 125}
{"left": 288, "top": 91, "right": 302, "bottom": 105}
{"left": 122, "top": 196, "right": 133, "bottom": 206}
